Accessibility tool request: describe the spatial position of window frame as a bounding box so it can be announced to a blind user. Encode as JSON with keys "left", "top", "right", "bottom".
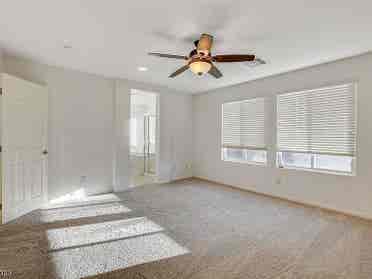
{"left": 221, "top": 147, "right": 268, "bottom": 166}
{"left": 276, "top": 151, "right": 356, "bottom": 176}
{"left": 275, "top": 82, "right": 357, "bottom": 176}
{"left": 221, "top": 97, "right": 267, "bottom": 166}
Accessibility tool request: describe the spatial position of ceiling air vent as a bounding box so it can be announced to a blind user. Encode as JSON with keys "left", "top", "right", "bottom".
{"left": 243, "top": 58, "right": 266, "bottom": 68}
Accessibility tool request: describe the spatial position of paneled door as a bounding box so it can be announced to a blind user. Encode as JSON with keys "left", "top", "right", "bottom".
{"left": 2, "top": 73, "right": 48, "bottom": 223}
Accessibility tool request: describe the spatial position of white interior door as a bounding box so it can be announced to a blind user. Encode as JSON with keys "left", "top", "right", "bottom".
{"left": 2, "top": 73, "right": 48, "bottom": 223}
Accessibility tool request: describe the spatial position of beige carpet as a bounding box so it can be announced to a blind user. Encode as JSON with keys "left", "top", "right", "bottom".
{"left": 1, "top": 179, "right": 372, "bottom": 278}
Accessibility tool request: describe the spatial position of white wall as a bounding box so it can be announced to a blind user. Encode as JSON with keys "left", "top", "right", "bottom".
{"left": 3, "top": 55, "right": 193, "bottom": 200}
{"left": 0, "top": 48, "right": 3, "bottom": 85}
{"left": 0, "top": 48, "right": 3, "bottom": 203}
{"left": 193, "top": 52, "right": 372, "bottom": 219}
{"left": 0, "top": 48, "right": 3, "bottom": 137}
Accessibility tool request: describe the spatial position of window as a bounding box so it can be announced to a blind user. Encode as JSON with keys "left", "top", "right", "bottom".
{"left": 222, "top": 98, "right": 267, "bottom": 164}
{"left": 277, "top": 152, "right": 354, "bottom": 173}
{"left": 277, "top": 83, "right": 356, "bottom": 174}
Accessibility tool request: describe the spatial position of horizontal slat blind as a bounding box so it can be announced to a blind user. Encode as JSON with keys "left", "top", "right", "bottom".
{"left": 222, "top": 98, "right": 265, "bottom": 149}
{"left": 277, "top": 84, "right": 356, "bottom": 156}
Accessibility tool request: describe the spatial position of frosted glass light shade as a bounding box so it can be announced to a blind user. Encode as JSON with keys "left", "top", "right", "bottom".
{"left": 189, "top": 61, "right": 211, "bottom": 75}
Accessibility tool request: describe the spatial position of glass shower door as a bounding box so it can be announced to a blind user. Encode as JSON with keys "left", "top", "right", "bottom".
{"left": 143, "top": 115, "right": 156, "bottom": 175}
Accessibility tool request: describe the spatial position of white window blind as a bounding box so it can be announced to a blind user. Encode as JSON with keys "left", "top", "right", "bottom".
{"left": 277, "top": 84, "right": 356, "bottom": 156}
{"left": 222, "top": 98, "right": 266, "bottom": 150}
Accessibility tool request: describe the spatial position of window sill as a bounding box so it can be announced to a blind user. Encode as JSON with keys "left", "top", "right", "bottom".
{"left": 277, "top": 165, "right": 355, "bottom": 177}
{"left": 222, "top": 159, "right": 267, "bottom": 167}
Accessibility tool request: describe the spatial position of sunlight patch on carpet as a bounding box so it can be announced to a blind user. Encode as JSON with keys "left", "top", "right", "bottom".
{"left": 46, "top": 217, "right": 164, "bottom": 251}
{"left": 47, "top": 232, "right": 189, "bottom": 279}
{"left": 39, "top": 203, "right": 131, "bottom": 223}
{"left": 45, "top": 193, "right": 122, "bottom": 210}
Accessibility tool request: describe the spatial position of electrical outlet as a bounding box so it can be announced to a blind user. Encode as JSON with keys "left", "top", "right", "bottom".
{"left": 275, "top": 178, "right": 281, "bottom": 185}
{"left": 186, "top": 163, "right": 192, "bottom": 169}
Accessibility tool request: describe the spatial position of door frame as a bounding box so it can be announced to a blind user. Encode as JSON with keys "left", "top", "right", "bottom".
{"left": 128, "top": 89, "right": 160, "bottom": 186}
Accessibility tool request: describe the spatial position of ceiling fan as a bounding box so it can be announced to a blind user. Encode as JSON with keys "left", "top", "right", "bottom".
{"left": 149, "top": 33, "right": 258, "bottom": 79}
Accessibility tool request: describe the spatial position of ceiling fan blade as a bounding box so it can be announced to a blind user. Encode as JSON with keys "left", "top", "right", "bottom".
{"left": 212, "top": 54, "right": 255, "bottom": 62}
{"left": 169, "top": 65, "right": 189, "bottom": 78}
{"left": 208, "top": 64, "right": 223, "bottom": 79}
{"left": 149, "top": 52, "right": 188, "bottom": 60}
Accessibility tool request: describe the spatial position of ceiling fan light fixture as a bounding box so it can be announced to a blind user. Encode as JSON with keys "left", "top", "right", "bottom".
{"left": 189, "top": 60, "right": 212, "bottom": 75}
{"left": 148, "top": 33, "right": 258, "bottom": 79}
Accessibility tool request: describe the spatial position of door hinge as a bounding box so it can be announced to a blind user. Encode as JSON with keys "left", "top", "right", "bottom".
{"left": 0, "top": 88, "right": 2, "bottom": 95}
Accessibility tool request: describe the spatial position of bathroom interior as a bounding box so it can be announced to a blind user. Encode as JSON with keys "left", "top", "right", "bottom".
{"left": 129, "top": 89, "right": 158, "bottom": 187}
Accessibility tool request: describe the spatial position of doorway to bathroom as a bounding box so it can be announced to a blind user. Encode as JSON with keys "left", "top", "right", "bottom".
{"left": 129, "top": 89, "right": 159, "bottom": 187}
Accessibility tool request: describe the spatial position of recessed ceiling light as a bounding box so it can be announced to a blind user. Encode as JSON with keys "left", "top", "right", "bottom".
{"left": 63, "top": 40, "right": 72, "bottom": 49}
{"left": 138, "top": 66, "right": 148, "bottom": 72}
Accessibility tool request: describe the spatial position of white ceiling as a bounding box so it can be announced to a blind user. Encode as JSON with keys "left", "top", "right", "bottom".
{"left": 1, "top": 0, "right": 371, "bottom": 94}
